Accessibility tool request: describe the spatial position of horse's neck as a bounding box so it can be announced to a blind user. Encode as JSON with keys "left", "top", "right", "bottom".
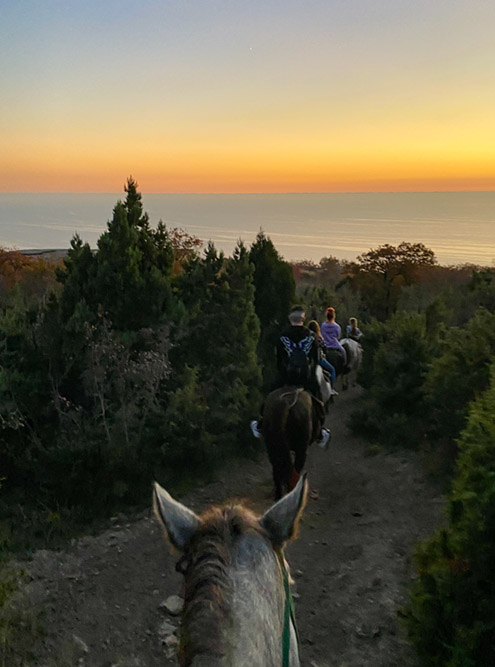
{"left": 183, "top": 533, "right": 287, "bottom": 667}
{"left": 228, "top": 544, "right": 284, "bottom": 666}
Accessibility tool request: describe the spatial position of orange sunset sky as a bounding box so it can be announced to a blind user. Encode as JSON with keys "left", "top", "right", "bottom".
{"left": 2, "top": 1, "right": 495, "bottom": 193}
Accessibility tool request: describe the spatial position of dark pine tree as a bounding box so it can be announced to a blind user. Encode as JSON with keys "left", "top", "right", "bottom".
{"left": 170, "top": 242, "right": 261, "bottom": 456}
{"left": 94, "top": 178, "right": 174, "bottom": 330}
{"left": 249, "top": 230, "right": 295, "bottom": 389}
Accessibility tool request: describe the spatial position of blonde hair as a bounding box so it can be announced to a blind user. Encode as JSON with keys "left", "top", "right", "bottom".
{"left": 308, "top": 320, "right": 321, "bottom": 337}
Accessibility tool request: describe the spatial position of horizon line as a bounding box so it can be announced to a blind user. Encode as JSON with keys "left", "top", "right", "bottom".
{"left": 2, "top": 189, "right": 495, "bottom": 196}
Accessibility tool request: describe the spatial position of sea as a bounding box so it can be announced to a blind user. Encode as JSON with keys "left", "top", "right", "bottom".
{"left": 1, "top": 192, "right": 494, "bottom": 266}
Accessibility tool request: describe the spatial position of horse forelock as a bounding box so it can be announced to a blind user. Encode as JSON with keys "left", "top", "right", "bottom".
{"left": 180, "top": 504, "right": 268, "bottom": 665}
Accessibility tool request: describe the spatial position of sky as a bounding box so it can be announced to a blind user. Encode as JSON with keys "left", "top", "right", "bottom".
{"left": 2, "top": 0, "right": 495, "bottom": 193}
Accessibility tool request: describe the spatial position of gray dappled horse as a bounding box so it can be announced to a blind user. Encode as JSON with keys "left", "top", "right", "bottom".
{"left": 153, "top": 475, "right": 308, "bottom": 667}
{"left": 263, "top": 387, "right": 316, "bottom": 500}
{"left": 340, "top": 337, "right": 363, "bottom": 390}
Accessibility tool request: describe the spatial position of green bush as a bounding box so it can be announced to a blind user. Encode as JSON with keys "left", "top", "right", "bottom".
{"left": 405, "top": 369, "right": 495, "bottom": 666}
{"left": 351, "top": 308, "right": 495, "bottom": 456}
{"left": 424, "top": 308, "right": 495, "bottom": 445}
{"left": 349, "top": 312, "right": 431, "bottom": 448}
{"left": 355, "top": 318, "right": 389, "bottom": 389}
{"left": 160, "top": 365, "right": 214, "bottom": 470}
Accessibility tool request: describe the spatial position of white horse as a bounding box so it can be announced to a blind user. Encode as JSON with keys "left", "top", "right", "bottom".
{"left": 153, "top": 476, "right": 308, "bottom": 666}
{"left": 340, "top": 337, "right": 363, "bottom": 390}
{"left": 315, "top": 364, "right": 333, "bottom": 402}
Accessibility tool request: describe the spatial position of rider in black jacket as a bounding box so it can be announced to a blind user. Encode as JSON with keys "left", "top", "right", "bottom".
{"left": 251, "top": 305, "right": 330, "bottom": 448}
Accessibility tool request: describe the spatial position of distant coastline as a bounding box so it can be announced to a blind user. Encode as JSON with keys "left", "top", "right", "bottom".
{"left": 20, "top": 249, "right": 68, "bottom": 262}
{"left": 3, "top": 192, "right": 494, "bottom": 266}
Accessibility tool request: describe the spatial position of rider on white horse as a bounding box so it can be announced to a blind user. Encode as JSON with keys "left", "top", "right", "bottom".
{"left": 321, "top": 307, "right": 348, "bottom": 376}
{"left": 346, "top": 317, "right": 363, "bottom": 342}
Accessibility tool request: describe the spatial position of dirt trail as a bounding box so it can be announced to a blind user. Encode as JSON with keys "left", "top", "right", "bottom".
{"left": 10, "top": 387, "right": 444, "bottom": 667}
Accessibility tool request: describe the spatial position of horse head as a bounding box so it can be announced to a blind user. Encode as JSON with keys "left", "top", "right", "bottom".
{"left": 153, "top": 475, "right": 308, "bottom": 667}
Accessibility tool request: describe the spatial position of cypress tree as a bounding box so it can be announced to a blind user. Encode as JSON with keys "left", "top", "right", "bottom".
{"left": 95, "top": 179, "right": 174, "bottom": 330}
{"left": 58, "top": 178, "right": 174, "bottom": 331}
{"left": 249, "top": 230, "right": 295, "bottom": 329}
{"left": 249, "top": 230, "right": 295, "bottom": 388}
{"left": 169, "top": 242, "right": 261, "bottom": 458}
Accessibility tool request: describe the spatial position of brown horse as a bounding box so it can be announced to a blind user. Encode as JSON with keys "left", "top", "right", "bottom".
{"left": 153, "top": 475, "right": 308, "bottom": 667}
{"left": 263, "top": 387, "right": 316, "bottom": 499}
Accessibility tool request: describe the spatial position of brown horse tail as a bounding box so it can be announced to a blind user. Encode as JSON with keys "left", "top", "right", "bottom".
{"left": 264, "top": 390, "right": 299, "bottom": 498}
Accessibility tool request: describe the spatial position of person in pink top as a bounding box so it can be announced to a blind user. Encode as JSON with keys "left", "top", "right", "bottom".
{"left": 321, "top": 307, "right": 347, "bottom": 375}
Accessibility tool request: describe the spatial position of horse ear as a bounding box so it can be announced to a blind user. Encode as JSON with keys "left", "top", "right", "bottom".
{"left": 260, "top": 474, "right": 308, "bottom": 548}
{"left": 153, "top": 481, "right": 201, "bottom": 552}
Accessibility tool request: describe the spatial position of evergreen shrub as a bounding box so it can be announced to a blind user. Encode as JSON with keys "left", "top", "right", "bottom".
{"left": 249, "top": 231, "right": 294, "bottom": 390}
{"left": 424, "top": 308, "right": 495, "bottom": 445}
{"left": 0, "top": 183, "right": 264, "bottom": 534}
{"left": 349, "top": 312, "right": 430, "bottom": 448}
{"left": 405, "top": 369, "right": 495, "bottom": 666}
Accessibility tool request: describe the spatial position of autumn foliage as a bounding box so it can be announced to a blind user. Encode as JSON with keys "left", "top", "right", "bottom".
{"left": 0, "top": 248, "right": 61, "bottom": 298}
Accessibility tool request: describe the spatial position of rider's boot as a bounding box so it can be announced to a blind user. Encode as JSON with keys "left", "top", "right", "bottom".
{"left": 250, "top": 419, "right": 262, "bottom": 439}
{"left": 316, "top": 428, "right": 331, "bottom": 450}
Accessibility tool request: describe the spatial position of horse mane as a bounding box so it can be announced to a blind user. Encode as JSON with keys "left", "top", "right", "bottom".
{"left": 180, "top": 504, "right": 264, "bottom": 666}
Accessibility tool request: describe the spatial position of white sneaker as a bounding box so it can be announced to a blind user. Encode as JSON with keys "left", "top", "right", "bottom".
{"left": 330, "top": 388, "right": 339, "bottom": 396}
{"left": 316, "top": 428, "right": 331, "bottom": 450}
{"left": 250, "top": 420, "right": 262, "bottom": 439}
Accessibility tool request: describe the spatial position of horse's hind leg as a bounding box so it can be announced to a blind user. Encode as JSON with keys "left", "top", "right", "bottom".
{"left": 289, "top": 408, "right": 312, "bottom": 474}
{"left": 267, "top": 448, "right": 292, "bottom": 499}
{"left": 293, "top": 445, "right": 306, "bottom": 475}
